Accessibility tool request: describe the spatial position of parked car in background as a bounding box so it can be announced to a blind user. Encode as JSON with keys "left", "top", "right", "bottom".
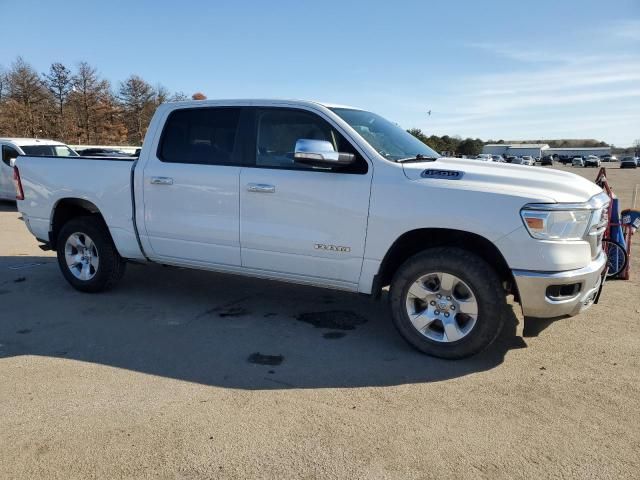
{"left": 505, "top": 156, "right": 516, "bottom": 163}
{"left": 572, "top": 157, "right": 585, "bottom": 167}
{"left": 491, "top": 155, "right": 505, "bottom": 162}
{"left": 75, "top": 148, "right": 136, "bottom": 158}
{"left": 601, "top": 155, "right": 618, "bottom": 162}
{"left": 584, "top": 155, "right": 601, "bottom": 167}
{"left": 558, "top": 156, "right": 573, "bottom": 165}
{"left": 12, "top": 98, "right": 609, "bottom": 359}
{"left": 1, "top": 138, "right": 78, "bottom": 200}
{"left": 540, "top": 155, "right": 553, "bottom": 166}
{"left": 475, "top": 154, "right": 493, "bottom": 161}
{"left": 520, "top": 156, "right": 535, "bottom": 166}
{"left": 620, "top": 156, "right": 638, "bottom": 169}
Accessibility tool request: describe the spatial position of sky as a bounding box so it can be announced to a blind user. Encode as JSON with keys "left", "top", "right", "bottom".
{"left": 1, "top": 0, "right": 639, "bottom": 147}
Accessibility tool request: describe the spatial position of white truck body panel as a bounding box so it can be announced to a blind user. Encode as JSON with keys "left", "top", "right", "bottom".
{"left": 15, "top": 156, "right": 144, "bottom": 261}
{"left": 239, "top": 166, "right": 371, "bottom": 286}
{"left": 141, "top": 161, "right": 243, "bottom": 267}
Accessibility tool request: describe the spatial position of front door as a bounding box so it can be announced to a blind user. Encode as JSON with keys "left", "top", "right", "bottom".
{"left": 239, "top": 107, "right": 372, "bottom": 287}
{"left": 141, "top": 106, "right": 244, "bottom": 266}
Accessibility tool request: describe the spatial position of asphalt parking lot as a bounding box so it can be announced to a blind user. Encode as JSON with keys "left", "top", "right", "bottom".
{"left": 1, "top": 163, "right": 639, "bottom": 479}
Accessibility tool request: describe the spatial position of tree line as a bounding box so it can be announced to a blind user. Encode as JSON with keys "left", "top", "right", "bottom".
{"left": 0, "top": 57, "right": 196, "bottom": 145}
{"left": 1, "top": 56, "right": 623, "bottom": 153}
{"left": 407, "top": 129, "right": 485, "bottom": 156}
{"left": 407, "top": 129, "right": 616, "bottom": 156}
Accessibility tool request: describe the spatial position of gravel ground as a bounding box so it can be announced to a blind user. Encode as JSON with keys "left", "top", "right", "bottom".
{"left": 1, "top": 163, "right": 639, "bottom": 479}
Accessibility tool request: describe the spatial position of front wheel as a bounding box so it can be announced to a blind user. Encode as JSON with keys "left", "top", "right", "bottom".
{"left": 56, "top": 216, "right": 126, "bottom": 292}
{"left": 389, "top": 248, "right": 507, "bottom": 359}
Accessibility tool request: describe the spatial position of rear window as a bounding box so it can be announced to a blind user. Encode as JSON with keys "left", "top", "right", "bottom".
{"left": 158, "top": 107, "right": 241, "bottom": 165}
{"left": 21, "top": 145, "right": 78, "bottom": 157}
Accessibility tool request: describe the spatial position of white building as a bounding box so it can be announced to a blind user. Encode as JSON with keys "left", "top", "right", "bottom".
{"left": 544, "top": 147, "right": 611, "bottom": 158}
{"left": 483, "top": 144, "right": 549, "bottom": 158}
{"left": 482, "top": 144, "right": 611, "bottom": 158}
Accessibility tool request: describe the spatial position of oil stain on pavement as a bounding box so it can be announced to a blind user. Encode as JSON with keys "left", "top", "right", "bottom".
{"left": 323, "top": 332, "right": 347, "bottom": 339}
{"left": 296, "top": 310, "right": 367, "bottom": 330}
{"left": 247, "top": 352, "right": 284, "bottom": 366}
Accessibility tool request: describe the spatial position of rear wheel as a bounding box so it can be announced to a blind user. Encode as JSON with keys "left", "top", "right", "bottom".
{"left": 389, "top": 248, "right": 507, "bottom": 359}
{"left": 56, "top": 216, "right": 126, "bottom": 292}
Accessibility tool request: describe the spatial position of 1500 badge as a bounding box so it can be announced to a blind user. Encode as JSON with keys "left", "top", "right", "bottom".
{"left": 421, "top": 169, "right": 464, "bottom": 180}
{"left": 315, "top": 244, "right": 351, "bottom": 253}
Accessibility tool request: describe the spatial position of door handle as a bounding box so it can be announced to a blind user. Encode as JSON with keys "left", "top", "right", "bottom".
{"left": 150, "top": 176, "right": 174, "bottom": 185}
{"left": 247, "top": 183, "right": 275, "bottom": 193}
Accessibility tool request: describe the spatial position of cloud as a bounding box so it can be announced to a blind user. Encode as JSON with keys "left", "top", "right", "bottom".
{"left": 464, "top": 42, "right": 590, "bottom": 64}
{"left": 431, "top": 53, "right": 640, "bottom": 119}
{"left": 420, "top": 32, "right": 640, "bottom": 146}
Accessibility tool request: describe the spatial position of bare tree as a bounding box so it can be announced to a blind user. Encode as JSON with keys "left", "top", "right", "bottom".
{"left": 154, "top": 84, "right": 170, "bottom": 105}
{"left": 5, "top": 57, "right": 50, "bottom": 137}
{"left": 69, "top": 62, "right": 112, "bottom": 143}
{"left": 171, "top": 91, "right": 189, "bottom": 101}
{"left": 119, "top": 75, "right": 155, "bottom": 144}
{"left": 43, "top": 62, "right": 73, "bottom": 138}
{"left": 0, "top": 66, "right": 7, "bottom": 103}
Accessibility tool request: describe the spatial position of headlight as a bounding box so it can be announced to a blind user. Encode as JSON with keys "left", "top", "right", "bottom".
{"left": 520, "top": 208, "right": 592, "bottom": 240}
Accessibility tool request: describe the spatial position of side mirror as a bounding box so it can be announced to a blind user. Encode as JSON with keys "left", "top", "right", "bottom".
{"left": 294, "top": 139, "right": 355, "bottom": 168}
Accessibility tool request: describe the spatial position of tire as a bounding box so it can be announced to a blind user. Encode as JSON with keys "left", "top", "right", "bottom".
{"left": 602, "top": 239, "right": 628, "bottom": 279}
{"left": 56, "top": 216, "right": 126, "bottom": 292}
{"left": 389, "top": 248, "right": 507, "bottom": 359}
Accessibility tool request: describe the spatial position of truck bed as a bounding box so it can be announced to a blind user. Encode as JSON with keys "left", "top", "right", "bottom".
{"left": 15, "top": 155, "right": 144, "bottom": 260}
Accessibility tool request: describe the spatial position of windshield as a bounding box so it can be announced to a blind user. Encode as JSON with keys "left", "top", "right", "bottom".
{"left": 330, "top": 108, "right": 440, "bottom": 161}
{"left": 20, "top": 145, "right": 78, "bottom": 157}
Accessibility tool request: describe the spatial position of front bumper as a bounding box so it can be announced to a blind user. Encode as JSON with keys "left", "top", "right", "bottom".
{"left": 513, "top": 252, "right": 607, "bottom": 318}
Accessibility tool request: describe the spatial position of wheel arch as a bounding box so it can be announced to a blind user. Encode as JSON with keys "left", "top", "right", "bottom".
{"left": 373, "top": 228, "right": 517, "bottom": 299}
{"left": 49, "top": 198, "right": 109, "bottom": 251}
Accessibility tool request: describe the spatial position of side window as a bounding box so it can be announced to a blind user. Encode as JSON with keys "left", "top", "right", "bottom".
{"left": 2, "top": 146, "right": 20, "bottom": 167}
{"left": 255, "top": 109, "right": 367, "bottom": 174}
{"left": 158, "top": 107, "right": 241, "bottom": 165}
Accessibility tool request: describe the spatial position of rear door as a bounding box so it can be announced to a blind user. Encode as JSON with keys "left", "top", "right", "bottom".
{"left": 140, "top": 106, "right": 244, "bottom": 266}
{"left": 239, "top": 107, "right": 372, "bottom": 288}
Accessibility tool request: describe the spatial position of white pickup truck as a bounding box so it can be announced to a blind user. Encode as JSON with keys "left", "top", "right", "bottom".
{"left": 13, "top": 99, "right": 609, "bottom": 358}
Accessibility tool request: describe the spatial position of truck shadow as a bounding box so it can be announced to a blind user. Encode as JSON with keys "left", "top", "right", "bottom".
{"left": 0, "top": 255, "right": 527, "bottom": 390}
